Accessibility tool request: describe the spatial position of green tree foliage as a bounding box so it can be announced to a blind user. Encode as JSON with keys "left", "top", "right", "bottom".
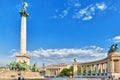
{"left": 60, "top": 68, "right": 70, "bottom": 77}
{"left": 83, "top": 66, "right": 86, "bottom": 73}
{"left": 77, "top": 66, "right": 81, "bottom": 74}
{"left": 69, "top": 66, "right": 73, "bottom": 72}
{"left": 88, "top": 66, "right": 92, "bottom": 74}
{"left": 31, "top": 63, "right": 38, "bottom": 72}
{"left": 59, "top": 66, "right": 73, "bottom": 77}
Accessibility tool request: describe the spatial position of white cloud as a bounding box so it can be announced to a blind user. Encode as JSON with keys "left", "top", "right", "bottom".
{"left": 89, "top": 46, "right": 104, "bottom": 51}
{"left": 14, "top": 46, "right": 106, "bottom": 65}
{"left": 82, "top": 15, "right": 93, "bottom": 21}
{"left": 67, "top": 0, "right": 81, "bottom": 7}
{"left": 53, "top": 1, "right": 107, "bottom": 21}
{"left": 9, "top": 52, "right": 19, "bottom": 58}
{"left": 29, "top": 47, "right": 105, "bottom": 58}
{"left": 0, "top": 58, "right": 15, "bottom": 66}
{"left": 9, "top": 46, "right": 107, "bottom": 66}
{"left": 74, "top": 3, "right": 81, "bottom": 7}
{"left": 73, "top": 2, "right": 107, "bottom": 21}
{"left": 9, "top": 49, "right": 19, "bottom": 58}
{"left": 113, "top": 35, "right": 120, "bottom": 43}
{"left": 96, "top": 3, "right": 107, "bottom": 11}
{"left": 55, "top": 10, "right": 69, "bottom": 19}
{"left": 9, "top": 49, "right": 16, "bottom": 53}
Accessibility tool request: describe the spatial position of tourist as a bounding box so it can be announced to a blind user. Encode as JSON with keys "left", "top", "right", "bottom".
{"left": 21, "top": 75, "right": 25, "bottom": 80}
{"left": 118, "top": 77, "right": 120, "bottom": 80}
{"left": 21, "top": 77, "right": 25, "bottom": 80}
{"left": 111, "top": 77, "right": 113, "bottom": 80}
{"left": 108, "top": 76, "right": 110, "bottom": 80}
{"left": 18, "top": 74, "right": 21, "bottom": 80}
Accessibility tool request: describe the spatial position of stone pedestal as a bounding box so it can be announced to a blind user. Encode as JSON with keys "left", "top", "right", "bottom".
{"left": 16, "top": 54, "right": 30, "bottom": 65}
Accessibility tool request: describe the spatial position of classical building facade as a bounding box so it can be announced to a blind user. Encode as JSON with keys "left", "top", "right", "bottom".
{"left": 73, "top": 44, "right": 120, "bottom": 79}
{"left": 39, "top": 63, "right": 70, "bottom": 77}
{"left": 16, "top": 0, "right": 30, "bottom": 65}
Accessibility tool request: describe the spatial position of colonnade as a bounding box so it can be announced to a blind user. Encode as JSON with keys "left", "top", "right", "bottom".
{"left": 45, "top": 68, "right": 61, "bottom": 77}
{"left": 77, "top": 62, "right": 108, "bottom": 76}
{"left": 73, "top": 55, "right": 120, "bottom": 78}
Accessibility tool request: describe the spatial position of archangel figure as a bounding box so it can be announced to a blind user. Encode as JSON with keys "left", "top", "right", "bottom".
{"left": 20, "top": 0, "right": 29, "bottom": 17}
{"left": 108, "top": 44, "right": 118, "bottom": 53}
{"left": 22, "top": 0, "right": 28, "bottom": 10}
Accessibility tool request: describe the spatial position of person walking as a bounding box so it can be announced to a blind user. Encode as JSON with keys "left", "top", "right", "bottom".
{"left": 21, "top": 75, "right": 25, "bottom": 80}
{"left": 18, "top": 74, "right": 21, "bottom": 80}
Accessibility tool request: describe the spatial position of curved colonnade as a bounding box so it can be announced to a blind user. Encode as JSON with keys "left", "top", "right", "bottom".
{"left": 73, "top": 51, "right": 120, "bottom": 79}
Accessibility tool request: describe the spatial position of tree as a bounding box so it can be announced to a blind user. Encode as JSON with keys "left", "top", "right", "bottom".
{"left": 59, "top": 66, "right": 73, "bottom": 77}
{"left": 31, "top": 63, "right": 38, "bottom": 72}
{"left": 69, "top": 66, "right": 73, "bottom": 72}
{"left": 77, "top": 66, "right": 82, "bottom": 74}
{"left": 83, "top": 66, "right": 86, "bottom": 74}
{"left": 88, "top": 66, "right": 92, "bottom": 74}
{"left": 60, "top": 68, "right": 70, "bottom": 77}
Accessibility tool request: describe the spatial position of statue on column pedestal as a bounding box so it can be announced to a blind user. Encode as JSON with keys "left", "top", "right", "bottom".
{"left": 108, "top": 44, "right": 118, "bottom": 53}
{"left": 74, "top": 58, "right": 76, "bottom": 62}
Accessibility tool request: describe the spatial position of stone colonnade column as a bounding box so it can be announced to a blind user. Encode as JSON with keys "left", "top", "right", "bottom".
{"left": 92, "top": 65, "right": 94, "bottom": 74}
{"left": 107, "top": 59, "right": 110, "bottom": 73}
{"left": 110, "top": 60, "right": 114, "bottom": 73}
{"left": 105, "top": 62, "right": 107, "bottom": 73}
{"left": 73, "top": 62, "right": 78, "bottom": 77}
{"left": 119, "top": 60, "right": 120, "bottom": 72}
{"left": 96, "top": 64, "right": 99, "bottom": 73}
{"left": 81, "top": 65, "right": 83, "bottom": 74}
{"left": 90, "top": 64, "right": 93, "bottom": 74}
{"left": 86, "top": 65, "right": 88, "bottom": 75}
{"left": 101, "top": 63, "right": 103, "bottom": 73}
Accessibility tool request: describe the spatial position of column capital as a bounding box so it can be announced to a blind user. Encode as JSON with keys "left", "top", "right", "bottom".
{"left": 19, "top": 10, "right": 28, "bottom": 17}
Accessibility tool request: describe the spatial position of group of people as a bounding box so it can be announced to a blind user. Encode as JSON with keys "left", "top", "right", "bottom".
{"left": 108, "top": 75, "right": 115, "bottom": 80}
{"left": 18, "top": 73, "right": 25, "bottom": 80}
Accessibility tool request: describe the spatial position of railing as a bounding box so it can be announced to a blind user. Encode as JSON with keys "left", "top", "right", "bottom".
{"left": 77, "top": 73, "right": 107, "bottom": 78}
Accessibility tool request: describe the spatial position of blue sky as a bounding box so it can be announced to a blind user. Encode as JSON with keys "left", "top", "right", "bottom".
{"left": 0, "top": 0, "right": 120, "bottom": 66}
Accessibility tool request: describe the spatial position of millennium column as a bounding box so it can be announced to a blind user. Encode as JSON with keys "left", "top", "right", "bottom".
{"left": 16, "top": 0, "right": 30, "bottom": 65}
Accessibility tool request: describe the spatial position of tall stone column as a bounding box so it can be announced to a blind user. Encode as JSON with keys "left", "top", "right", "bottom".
{"left": 20, "top": 14, "right": 27, "bottom": 54}
{"left": 73, "top": 62, "right": 78, "bottom": 77}
{"left": 16, "top": 0, "right": 30, "bottom": 65}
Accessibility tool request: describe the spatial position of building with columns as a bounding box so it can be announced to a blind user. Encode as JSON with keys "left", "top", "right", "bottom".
{"left": 16, "top": 0, "right": 30, "bottom": 65}
{"left": 38, "top": 63, "right": 70, "bottom": 77}
{"left": 73, "top": 44, "right": 120, "bottom": 79}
